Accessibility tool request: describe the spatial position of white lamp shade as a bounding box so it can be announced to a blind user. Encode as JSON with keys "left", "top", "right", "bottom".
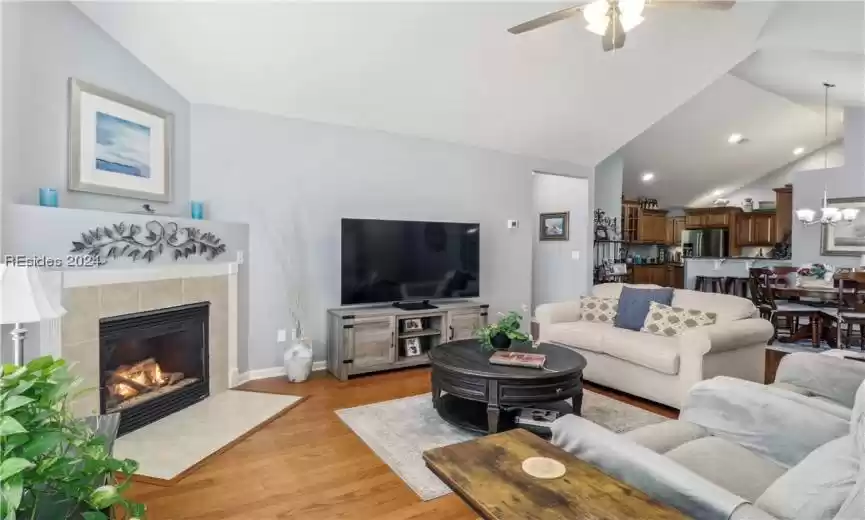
{"left": 0, "top": 265, "right": 66, "bottom": 325}
{"left": 796, "top": 208, "right": 816, "bottom": 223}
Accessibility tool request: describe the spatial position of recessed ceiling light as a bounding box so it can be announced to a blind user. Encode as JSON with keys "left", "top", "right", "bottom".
{"left": 727, "top": 133, "right": 744, "bottom": 144}
{"left": 793, "top": 147, "right": 805, "bottom": 156}
{"left": 712, "top": 189, "right": 724, "bottom": 197}
{"left": 641, "top": 172, "right": 655, "bottom": 182}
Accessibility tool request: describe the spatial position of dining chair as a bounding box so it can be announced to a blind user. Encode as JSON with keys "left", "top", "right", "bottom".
{"left": 748, "top": 267, "right": 820, "bottom": 345}
{"left": 820, "top": 272, "right": 865, "bottom": 349}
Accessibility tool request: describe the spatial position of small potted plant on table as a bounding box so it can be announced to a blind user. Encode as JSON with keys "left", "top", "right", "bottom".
{"left": 475, "top": 311, "right": 531, "bottom": 350}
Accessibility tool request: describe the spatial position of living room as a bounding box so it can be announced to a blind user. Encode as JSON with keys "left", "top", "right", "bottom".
{"left": 1, "top": 1, "right": 863, "bottom": 519}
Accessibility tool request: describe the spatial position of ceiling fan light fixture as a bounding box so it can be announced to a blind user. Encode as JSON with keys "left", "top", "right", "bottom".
{"left": 584, "top": 0, "right": 646, "bottom": 35}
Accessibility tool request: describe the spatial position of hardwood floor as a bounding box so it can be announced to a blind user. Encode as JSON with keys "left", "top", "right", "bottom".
{"left": 127, "top": 368, "right": 677, "bottom": 520}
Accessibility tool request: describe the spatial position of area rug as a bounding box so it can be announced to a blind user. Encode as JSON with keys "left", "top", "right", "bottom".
{"left": 114, "top": 390, "right": 304, "bottom": 483}
{"left": 335, "top": 390, "right": 666, "bottom": 500}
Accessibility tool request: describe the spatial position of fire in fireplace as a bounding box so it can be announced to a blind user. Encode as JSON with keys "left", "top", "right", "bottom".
{"left": 100, "top": 302, "right": 210, "bottom": 436}
{"left": 105, "top": 356, "right": 200, "bottom": 413}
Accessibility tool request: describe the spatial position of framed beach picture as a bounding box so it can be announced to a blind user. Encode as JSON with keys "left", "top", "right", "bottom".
{"left": 69, "top": 79, "right": 172, "bottom": 202}
{"left": 539, "top": 212, "right": 569, "bottom": 241}
{"left": 822, "top": 197, "right": 865, "bottom": 256}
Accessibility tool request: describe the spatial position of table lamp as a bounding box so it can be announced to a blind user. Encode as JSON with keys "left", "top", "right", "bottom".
{"left": 0, "top": 265, "right": 67, "bottom": 366}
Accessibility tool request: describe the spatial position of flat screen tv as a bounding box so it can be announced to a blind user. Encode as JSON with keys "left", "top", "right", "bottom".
{"left": 341, "top": 218, "right": 480, "bottom": 306}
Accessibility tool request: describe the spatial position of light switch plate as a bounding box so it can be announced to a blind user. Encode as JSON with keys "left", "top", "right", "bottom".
{"left": 236, "top": 250, "right": 245, "bottom": 264}
{"left": 277, "top": 329, "right": 287, "bottom": 343}
{"left": 571, "top": 251, "right": 580, "bottom": 260}
{"left": 507, "top": 220, "right": 519, "bottom": 229}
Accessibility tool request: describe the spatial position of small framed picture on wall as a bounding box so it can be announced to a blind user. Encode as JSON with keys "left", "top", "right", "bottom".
{"left": 539, "top": 212, "right": 569, "bottom": 241}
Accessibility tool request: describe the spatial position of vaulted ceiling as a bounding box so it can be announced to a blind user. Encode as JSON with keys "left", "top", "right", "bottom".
{"left": 619, "top": 0, "right": 864, "bottom": 207}
{"left": 75, "top": 0, "right": 777, "bottom": 168}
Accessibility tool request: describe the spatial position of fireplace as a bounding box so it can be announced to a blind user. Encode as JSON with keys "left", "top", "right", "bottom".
{"left": 100, "top": 302, "right": 210, "bottom": 436}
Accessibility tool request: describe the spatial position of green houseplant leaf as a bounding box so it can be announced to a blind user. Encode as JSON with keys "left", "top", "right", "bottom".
{"left": 1, "top": 357, "right": 146, "bottom": 519}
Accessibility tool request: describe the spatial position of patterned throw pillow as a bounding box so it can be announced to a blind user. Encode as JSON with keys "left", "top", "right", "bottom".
{"left": 580, "top": 296, "right": 618, "bottom": 324}
{"left": 641, "top": 301, "right": 717, "bottom": 337}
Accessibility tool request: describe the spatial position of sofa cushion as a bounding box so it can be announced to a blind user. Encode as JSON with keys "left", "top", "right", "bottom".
{"left": 666, "top": 437, "right": 787, "bottom": 503}
{"left": 601, "top": 328, "right": 680, "bottom": 375}
{"left": 579, "top": 296, "right": 618, "bottom": 324}
{"left": 625, "top": 420, "right": 709, "bottom": 454}
{"left": 544, "top": 321, "right": 608, "bottom": 352}
{"left": 671, "top": 290, "right": 757, "bottom": 322}
{"left": 614, "top": 286, "right": 674, "bottom": 331}
{"left": 755, "top": 436, "right": 858, "bottom": 520}
{"left": 592, "top": 282, "right": 663, "bottom": 300}
{"left": 641, "top": 301, "right": 717, "bottom": 337}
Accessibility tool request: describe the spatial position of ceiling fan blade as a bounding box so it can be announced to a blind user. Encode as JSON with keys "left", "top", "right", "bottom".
{"left": 602, "top": 10, "right": 626, "bottom": 52}
{"left": 647, "top": 0, "right": 735, "bottom": 9}
{"left": 508, "top": 4, "right": 587, "bottom": 34}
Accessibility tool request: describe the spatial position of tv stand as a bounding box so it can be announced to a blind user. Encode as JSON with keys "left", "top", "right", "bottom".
{"left": 393, "top": 300, "right": 438, "bottom": 311}
{"left": 327, "top": 301, "right": 489, "bottom": 381}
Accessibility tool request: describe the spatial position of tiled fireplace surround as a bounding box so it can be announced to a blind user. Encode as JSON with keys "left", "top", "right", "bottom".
{"left": 55, "top": 266, "right": 238, "bottom": 417}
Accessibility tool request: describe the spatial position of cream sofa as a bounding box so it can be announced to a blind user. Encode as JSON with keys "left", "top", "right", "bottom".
{"left": 535, "top": 283, "right": 774, "bottom": 408}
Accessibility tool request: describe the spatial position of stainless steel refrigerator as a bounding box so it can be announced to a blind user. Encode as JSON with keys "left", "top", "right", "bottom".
{"left": 686, "top": 229, "right": 729, "bottom": 258}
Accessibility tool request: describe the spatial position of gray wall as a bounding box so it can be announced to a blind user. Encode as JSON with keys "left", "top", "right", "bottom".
{"left": 792, "top": 107, "right": 865, "bottom": 267}
{"left": 1, "top": 1, "right": 191, "bottom": 215}
{"left": 532, "top": 173, "right": 591, "bottom": 308}
{"left": 593, "top": 153, "right": 623, "bottom": 223}
{"left": 190, "top": 104, "right": 593, "bottom": 369}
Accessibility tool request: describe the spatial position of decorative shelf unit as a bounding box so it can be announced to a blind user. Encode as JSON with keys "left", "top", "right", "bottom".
{"left": 326, "top": 301, "right": 488, "bottom": 381}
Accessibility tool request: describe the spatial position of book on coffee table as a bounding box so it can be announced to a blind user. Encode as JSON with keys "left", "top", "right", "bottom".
{"left": 489, "top": 351, "right": 546, "bottom": 369}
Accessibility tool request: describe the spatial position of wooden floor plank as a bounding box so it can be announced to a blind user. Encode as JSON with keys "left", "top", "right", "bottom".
{"left": 127, "top": 368, "right": 678, "bottom": 519}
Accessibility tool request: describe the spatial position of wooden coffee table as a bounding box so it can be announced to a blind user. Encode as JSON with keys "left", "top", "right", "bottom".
{"left": 428, "top": 340, "right": 586, "bottom": 434}
{"left": 423, "top": 428, "right": 689, "bottom": 520}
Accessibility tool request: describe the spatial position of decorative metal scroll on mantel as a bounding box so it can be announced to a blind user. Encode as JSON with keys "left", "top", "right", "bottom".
{"left": 70, "top": 221, "right": 227, "bottom": 264}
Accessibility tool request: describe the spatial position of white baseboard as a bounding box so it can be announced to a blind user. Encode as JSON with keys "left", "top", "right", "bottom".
{"left": 232, "top": 361, "right": 327, "bottom": 387}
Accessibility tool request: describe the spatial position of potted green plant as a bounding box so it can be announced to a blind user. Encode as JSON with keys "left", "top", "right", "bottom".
{"left": 0, "top": 356, "right": 146, "bottom": 520}
{"left": 475, "top": 311, "right": 531, "bottom": 350}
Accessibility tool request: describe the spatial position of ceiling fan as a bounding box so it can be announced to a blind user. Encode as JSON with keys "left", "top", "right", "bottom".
{"left": 508, "top": 0, "right": 735, "bottom": 52}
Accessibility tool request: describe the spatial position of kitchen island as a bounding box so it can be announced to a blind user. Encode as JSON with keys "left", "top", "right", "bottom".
{"left": 684, "top": 258, "right": 793, "bottom": 292}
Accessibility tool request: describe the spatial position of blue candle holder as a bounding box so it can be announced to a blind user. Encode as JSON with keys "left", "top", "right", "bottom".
{"left": 190, "top": 201, "right": 205, "bottom": 220}
{"left": 38, "top": 188, "right": 58, "bottom": 208}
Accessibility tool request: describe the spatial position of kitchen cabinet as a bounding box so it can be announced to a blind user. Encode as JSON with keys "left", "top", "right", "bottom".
{"left": 638, "top": 213, "right": 668, "bottom": 244}
{"left": 774, "top": 185, "right": 793, "bottom": 241}
{"left": 669, "top": 266, "right": 685, "bottom": 289}
{"left": 704, "top": 213, "right": 730, "bottom": 227}
{"left": 621, "top": 201, "right": 668, "bottom": 243}
{"left": 632, "top": 265, "right": 668, "bottom": 286}
{"left": 736, "top": 213, "right": 776, "bottom": 246}
{"left": 752, "top": 213, "right": 775, "bottom": 245}
{"left": 666, "top": 217, "right": 685, "bottom": 246}
{"left": 685, "top": 214, "right": 704, "bottom": 229}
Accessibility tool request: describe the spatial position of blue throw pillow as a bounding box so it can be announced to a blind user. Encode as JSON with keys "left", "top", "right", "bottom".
{"left": 614, "top": 286, "right": 674, "bottom": 331}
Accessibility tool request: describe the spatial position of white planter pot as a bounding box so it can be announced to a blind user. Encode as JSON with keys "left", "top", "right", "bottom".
{"left": 284, "top": 340, "right": 313, "bottom": 383}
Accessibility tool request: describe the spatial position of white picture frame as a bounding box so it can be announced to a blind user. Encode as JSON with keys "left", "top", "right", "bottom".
{"left": 69, "top": 79, "right": 173, "bottom": 202}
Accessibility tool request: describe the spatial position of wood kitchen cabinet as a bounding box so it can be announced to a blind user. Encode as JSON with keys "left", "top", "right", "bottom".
{"left": 638, "top": 213, "right": 668, "bottom": 244}
{"left": 669, "top": 266, "right": 685, "bottom": 289}
{"left": 704, "top": 212, "right": 730, "bottom": 227}
{"left": 684, "top": 214, "right": 704, "bottom": 229}
{"left": 621, "top": 201, "right": 668, "bottom": 243}
{"left": 736, "top": 212, "right": 776, "bottom": 246}
{"left": 632, "top": 265, "right": 668, "bottom": 285}
{"left": 665, "top": 217, "right": 685, "bottom": 246}
{"left": 774, "top": 185, "right": 793, "bottom": 241}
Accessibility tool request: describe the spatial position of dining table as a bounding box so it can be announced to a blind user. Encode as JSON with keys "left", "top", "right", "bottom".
{"left": 771, "top": 281, "right": 852, "bottom": 348}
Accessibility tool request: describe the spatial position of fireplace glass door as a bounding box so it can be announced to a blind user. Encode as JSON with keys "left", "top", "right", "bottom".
{"left": 100, "top": 302, "right": 209, "bottom": 435}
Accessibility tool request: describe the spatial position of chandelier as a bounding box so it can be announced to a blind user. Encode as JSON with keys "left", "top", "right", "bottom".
{"left": 795, "top": 82, "right": 859, "bottom": 226}
{"left": 583, "top": 0, "right": 646, "bottom": 36}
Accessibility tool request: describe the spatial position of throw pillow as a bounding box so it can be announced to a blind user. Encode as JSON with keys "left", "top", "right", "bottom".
{"left": 580, "top": 296, "right": 618, "bottom": 324}
{"left": 641, "top": 301, "right": 717, "bottom": 337}
{"left": 613, "top": 286, "right": 674, "bottom": 331}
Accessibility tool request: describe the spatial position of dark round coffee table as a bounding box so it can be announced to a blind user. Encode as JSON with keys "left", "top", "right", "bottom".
{"left": 428, "top": 339, "right": 586, "bottom": 435}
